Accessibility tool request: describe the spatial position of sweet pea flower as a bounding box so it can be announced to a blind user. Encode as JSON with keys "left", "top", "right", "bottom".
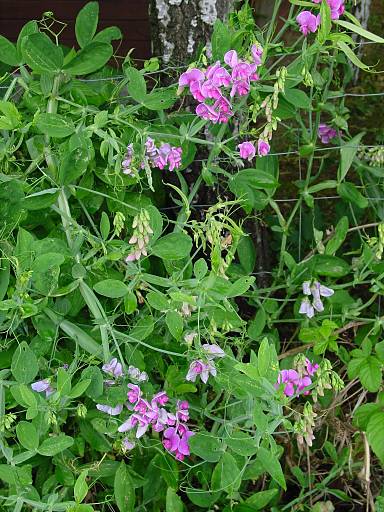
{"left": 31, "top": 379, "right": 54, "bottom": 397}
{"left": 122, "top": 438, "right": 135, "bottom": 451}
{"left": 178, "top": 68, "right": 205, "bottom": 90}
{"left": 238, "top": 141, "right": 256, "bottom": 161}
{"left": 276, "top": 359, "right": 319, "bottom": 397}
{"left": 251, "top": 44, "right": 263, "bottom": 65}
{"left": 202, "top": 343, "right": 225, "bottom": 359}
{"left": 328, "top": 0, "right": 345, "bottom": 19}
{"left": 163, "top": 426, "right": 195, "bottom": 461}
{"left": 299, "top": 280, "right": 334, "bottom": 318}
{"left": 102, "top": 358, "right": 123, "bottom": 378}
{"left": 306, "top": 358, "right": 319, "bottom": 376}
{"left": 258, "top": 139, "right": 270, "bottom": 156}
{"left": 186, "top": 359, "right": 217, "bottom": 384}
{"left": 299, "top": 298, "right": 315, "bottom": 319}
{"left": 127, "top": 383, "right": 141, "bottom": 404}
{"left": 296, "top": 11, "right": 320, "bottom": 36}
{"left": 318, "top": 124, "right": 338, "bottom": 144}
{"left": 224, "top": 50, "right": 239, "bottom": 68}
{"left": 96, "top": 403, "right": 123, "bottom": 416}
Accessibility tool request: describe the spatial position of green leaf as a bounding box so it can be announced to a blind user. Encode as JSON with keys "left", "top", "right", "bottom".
{"left": 75, "top": 2, "right": 99, "bottom": 48}
{"left": 367, "top": 412, "right": 384, "bottom": 466}
{"left": 64, "top": 42, "right": 113, "bottom": 75}
{"left": 166, "top": 488, "right": 183, "bottom": 512}
{"left": 125, "top": 67, "right": 147, "bottom": 103}
{"left": 311, "top": 254, "right": 350, "bottom": 277}
{"left": 114, "top": 461, "right": 135, "bottom": 512}
{"left": 337, "top": 133, "right": 364, "bottom": 182}
{"left": 59, "top": 147, "right": 90, "bottom": 184}
{"left": 57, "top": 367, "right": 72, "bottom": 396}
{"left": 94, "top": 279, "right": 129, "bottom": 298}
{"left": 0, "top": 259, "right": 10, "bottom": 302}
{"left": 158, "top": 453, "right": 179, "bottom": 489}
{"left": 325, "top": 216, "right": 349, "bottom": 255}
{"left": 35, "top": 113, "right": 75, "bottom": 138}
{"left": 284, "top": 89, "right": 311, "bottom": 109}
{"left": 211, "top": 20, "right": 232, "bottom": 61}
{"left": 24, "top": 188, "right": 60, "bottom": 211}
{"left": 69, "top": 379, "right": 91, "bottom": 398}
{"left": 21, "top": 32, "right": 63, "bottom": 73}
{"left": 16, "top": 421, "right": 39, "bottom": 451}
{"left": 237, "top": 236, "right": 256, "bottom": 273}
{"left": 0, "top": 101, "right": 21, "bottom": 130}
{"left": 38, "top": 434, "right": 74, "bottom": 456}
{"left": 226, "top": 431, "right": 258, "bottom": 456}
{"left": 166, "top": 310, "right": 183, "bottom": 340}
{"left": 335, "top": 19, "right": 384, "bottom": 44}
{"left": 100, "top": 212, "right": 110, "bottom": 240}
{"left": 144, "top": 90, "right": 177, "bottom": 111}
{"left": 248, "top": 309, "right": 266, "bottom": 340}
{"left": 244, "top": 489, "right": 279, "bottom": 510}
{"left": 11, "top": 342, "right": 38, "bottom": 384}
{"left": 227, "top": 276, "right": 255, "bottom": 298}
{"left": 147, "top": 291, "right": 169, "bottom": 311}
{"left": 152, "top": 232, "right": 192, "bottom": 260}
{"left": 337, "top": 41, "right": 371, "bottom": 71}
{"left": 32, "top": 253, "right": 65, "bottom": 273}
{"left": 189, "top": 432, "right": 224, "bottom": 462}
{"left": 257, "top": 447, "right": 286, "bottom": 489}
{"left": 0, "top": 36, "right": 19, "bottom": 66}
{"left": 74, "top": 470, "right": 89, "bottom": 503}
{"left": 359, "top": 356, "right": 382, "bottom": 392}
{"left": 338, "top": 182, "right": 368, "bottom": 209}
{"left": 17, "top": 20, "right": 38, "bottom": 57}
{"left": 93, "top": 26, "right": 122, "bottom": 44}
{"left": 212, "top": 452, "right": 241, "bottom": 494}
{"left": 318, "top": 0, "right": 332, "bottom": 44}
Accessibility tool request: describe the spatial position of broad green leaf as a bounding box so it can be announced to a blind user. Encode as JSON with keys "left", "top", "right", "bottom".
{"left": 32, "top": 253, "right": 65, "bottom": 273}
{"left": 38, "top": 434, "right": 74, "bottom": 456}
{"left": 64, "top": 42, "right": 113, "bottom": 75}
{"left": 22, "top": 32, "right": 63, "bottom": 73}
{"left": 359, "top": 356, "right": 382, "bottom": 392}
{"left": 237, "top": 235, "right": 256, "bottom": 273}
{"left": 152, "top": 232, "right": 192, "bottom": 260}
{"left": 166, "top": 310, "right": 183, "bottom": 340}
{"left": 367, "top": 412, "right": 384, "bottom": 466}
{"left": 16, "top": 421, "right": 39, "bottom": 451}
{"left": 212, "top": 452, "right": 241, "bottom": 494}
{"left": 144, "top": 90, "right": 177, "bottom": 111}
{"left": 74, "top": 470, "right": 89, "bottom": 503}
{"left": 318, "top": 0, "right": 332, "bottom": 44}
{"left": 284, "top": 89, "right": 311, "bottom": 109}
{"left": 0, "top": 259, "right": 10, "bottom": 302}
{"left": 225, "top": 431, "right": 258, "bottom": 456}
{"left": 94, "top": 279, "right": 129, "bottom": 298}
{"left": 147, "top": 290, "right": 169, "bottom": 311}
{"left": 311, "top": 254, "right": 350, "bottom": 277}
{"left": 166, "top": 488, "right": 183, "bottom": 512}
{"left": 24, "top": 188, "right": 60, "bottom": 211}
{"left": 211, "top": 20, "right": 232, "bottom": 61}
{"left": 125, "top": 67, "right": 147, "bottom": 103}
{"left": 257, "top": 447, "right": 286, "bottom": 489}
{"left": 325, "top": 216, "right": 349, "bottom": 255}
{"left": 35, "top": 113, "right": 75, "bottom": 138}
{"left": 59, "top": 147, "right": 90, "bottom": 185}
{"left": 57, "top": 367, "right": 72, "bottom": 396}
{"left": 158, "top": 453, "right": 179, "bottom": 489}
{"left": 248, "top": 309, "right": 267, "bottom": 340}
{"left": 0, "top": 36, "right": 19, "bottom": 66}
{"left": 338, "top": 182, "right": 368, "bottom": 209}
{"left": 114, "top": 461, "right": 135, "bottom": 512}
{"left": 94, "top": 26, "right": 122, "bottom": 44}
{"left": 100, "top": 212, "right": 110, "bottom": 240}
{"left": 17, "top": 20, "right": 38, "bottom": 57}
{"left": 0, "top": 101, "right": 21, "bottom": 130}
{"left": 244, "top": 489, "right": 279, "bottom": 510}
{"left": 335, "top": 19, "right": 384, "bottom": 44}
{"left": 11, "top": 342, "right": 38, "bottom": 384}
{"left": 227, "top": 276, "right": 255, "bottom": 298}
{"left": 69, "top": 379, "right": 91, "bottom": 398}
{"left": 129, "top": 316, "right": 154, "bottom": 341}
{"left": 189, "top": 432, "right": 224, "bottom": 462}
{"left": 75, "top": 2, "right": 99, "bottom": 48}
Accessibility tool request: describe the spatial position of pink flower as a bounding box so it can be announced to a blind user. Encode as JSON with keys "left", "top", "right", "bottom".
{"left": 325, "top": 0, "right": 345, "bottom": 19}
{"left": 162, "top": 426, "right": 195, "bottom": 461}
{"left": 238, "top": 141, "right": 256, "bottom": 161}
{"left": 306, "top": 358, "right": 319, "bottom": 376}
{"left": 102, "top": 358, "right": 123, "bottom": 378}
{"left": 178, "top": 68, "right": 205, "bottom": 90}
{"left": 318, "top": 124, "right": 338, "bottom": 144}
{"left": 230, "top": 79, "right": 250, "bottom": 97}
{"left": 232, "top": 62, "right": 257, "bottom": 81}
{"left": 200, "top": 80, "right": 222, "bottom": 100}
{"left": 151, "top": 391, "right": 169, "bottom": 407}
{"left": 296, "top": 11, "right": 320, "bottom": 36}
{"left": 251, "top": 44, "right": 263, "bottom": 65}
{"left": 257, "top": 139, "right": 270, "bottom": 156}
{"left": 186, "top": 360, "right": 217, "bottom": 384}
{"left": 96, "top": 403, "right": 123, "bottom": 416}
{"left": 224, "top": 50, "right": 239, "bottom": 68}
{"left": 127, "top": 383, "right": 141, "bottom": 404}
{"left": 190, "top": 81, "right": 205, "bottom": 102}
{"left": 122, "top": 438, "right": 135, "bottom": 451}
{"left": 276, "top": 360, "right": 319, "bottom": 397}
{"left": 211, "top": 66, "right": 231, "bottom": 87}
{"left": 202, "top": 344, "right": 225, "bottom": 359}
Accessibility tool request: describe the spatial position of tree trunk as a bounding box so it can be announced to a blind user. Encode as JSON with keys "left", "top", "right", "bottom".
{"left": 149, "top": 0, "right": 236, "bottom": 65}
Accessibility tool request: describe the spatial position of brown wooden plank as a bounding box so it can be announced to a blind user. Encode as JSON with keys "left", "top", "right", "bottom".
{"left": 0, "top": 1, "right": 148, "bottom": 20}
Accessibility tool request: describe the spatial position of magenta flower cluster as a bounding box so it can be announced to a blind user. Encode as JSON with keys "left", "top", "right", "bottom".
{"left": 296, "top": 0, "right": 344, "bottom": 36}
{"left": 96, "top": 358, "right": 195, "bottom": 461}
{"left": 277, "top": 359, "right": 319, "bottom": 397}
{"left": 122, "top": 138, "right": 182, "bottom": 175}
{"left": 186, "top": 343, "right": 225, "bottom": 384}
{"left": 178, "top": 44, "right": 263, "bottom": 124}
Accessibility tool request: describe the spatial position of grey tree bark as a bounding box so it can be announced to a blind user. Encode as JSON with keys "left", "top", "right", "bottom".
{"left": 149, "top": 0, "right": 236, "bottom": 65}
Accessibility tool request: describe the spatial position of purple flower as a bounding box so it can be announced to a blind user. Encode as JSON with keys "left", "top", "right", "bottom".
{"left": 102, "top": 358, "right": 123, "bottom": 378}
{"left": 190, "top": 81, "right": 205, "bottom": 102}
{"left": 299, "top": 298, "right": 315, "bottom": 319}
{"left": 122, "top": 438, "right": 135, "bottom": 451}
{"left": 238, "top": 141, "right": 256, "bottom": 161}
{"left": 224, "top": 50, "right": 239, "bottom": 68}
{"left": 296, "top": 11, "right": 320, "bottom": 36}
{"left": 251, "top": 44, "right": 263, "bottom": 65}
{"left": 122, "top": 144, "right": 134, "bottom": 176}
{"left": 186, "top": 360, "right": 217, "bottom": 384}
{"left": 202, "top": 344, "right": 225, "bottom": 359}
{"left": 299, "top": 280, "right": 334, "bottom": 318}
{"left": 162, "top": 425, "right": 195, "bottom": 461}
{"left": 152, "top": 391, "right": 169, "bottom": 407}
{"left": 127, "top": 383, "right": 141, "bottom": 404}
{"left": 257, "top": 139, "right": 270, "bottom": 157}
{"left": 306, "top": 358, "right": 319, "bottom": 376}
{"left": 318, "top": 124, "right": 338, "bottom": 144}
{"left": 276, "top": 360, "right": 319, "bottom": 397}
{"left": 31, "top": 379, "right": 54, "bottom": 397}
{"left": 96, "top": 403, "right": 123, "bottom": 416}
{"left": 326, "top": 0, "right": 345, "bottom": 19}
{"left": 178, "top": 68, "right": 205, "bottom": 90}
